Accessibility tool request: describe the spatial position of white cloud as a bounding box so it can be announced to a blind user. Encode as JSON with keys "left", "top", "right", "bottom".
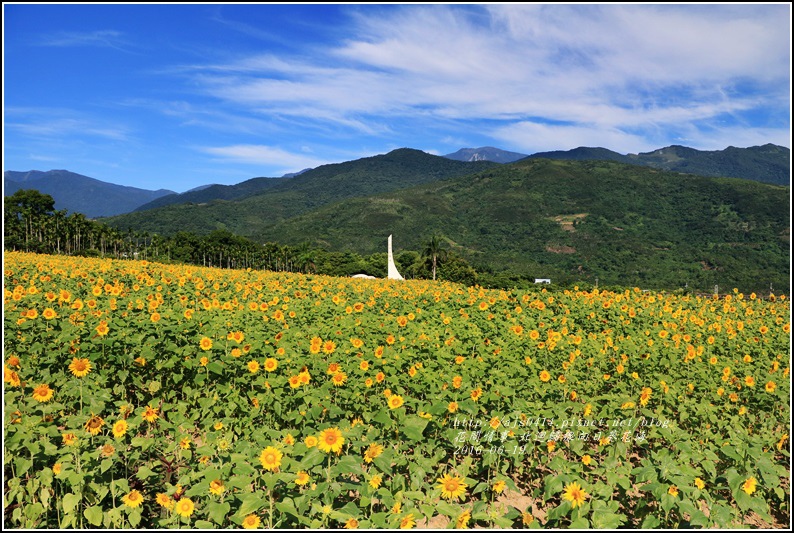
{"left": 490, "top": 121, "right": 658, "bottom": 155}
{"left": 183, "top": 5, "right": 787, "bottom": 150}
{"left": 199, "top": 144, "right": 332, "bottom": 172}
{"left": 5, "top": 107, "right": 131, "bottom": 141}
{"left": 36, "top": 30, "right": 134, "bottom": 52}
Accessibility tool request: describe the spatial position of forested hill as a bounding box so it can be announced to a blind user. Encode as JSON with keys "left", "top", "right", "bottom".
{"left": 133, "top": 176, "right": 292, "bottom": 211}
{"left": 527, "top": 143, "right": 790, "bottom": 186}
{"left": 105, "top": 149, "right": 496, "bottom": 234}
{"left": 253, "top": 158, "right": 790, "bottom": 291}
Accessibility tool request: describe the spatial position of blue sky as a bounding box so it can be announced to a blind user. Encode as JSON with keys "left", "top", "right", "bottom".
{"left": 3, "top": 3, "right": 791, "bottom": 193}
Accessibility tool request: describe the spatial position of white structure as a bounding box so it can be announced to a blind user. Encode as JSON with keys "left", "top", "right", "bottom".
{"left": 387, "top": 235, "right": 404, "bottom": 280}
{"left": 534, "top": 278, "right": 551, "bottom": 284}
{"left": 351, "top": 273, "right": 377, "bottom": 279}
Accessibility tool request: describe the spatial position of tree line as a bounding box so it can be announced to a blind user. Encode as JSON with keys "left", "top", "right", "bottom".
{"left": 5, "top": 189, "right": 528, "bottom": 287}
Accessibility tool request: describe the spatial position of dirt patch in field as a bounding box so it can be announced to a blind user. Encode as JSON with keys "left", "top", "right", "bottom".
{"left": 550, "top": 213, "right": 587, "bottom": 232}
{"left": 546, "top": 245, "right": 577, "bottom": 254}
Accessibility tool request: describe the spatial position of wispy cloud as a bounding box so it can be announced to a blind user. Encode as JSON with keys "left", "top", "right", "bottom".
{"left": 199, "top": 144, "right": 333, "bottom": 173}
{"left": 177, "top": 4, "right": 789, "bottom": 153}
{"left": 36, "top": 30, "right": 135, "bottom": 52}
{"left": 5, "top": 107, "right": 131, "bottom": 141}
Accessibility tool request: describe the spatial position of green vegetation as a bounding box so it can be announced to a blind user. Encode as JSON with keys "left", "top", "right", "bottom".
{"left": 256, "top": 159, "right": 790, "bottom": 293}
{"left": 529, "top": 143, "right": 790, "bottom": 186}
{"left": 107, "top": 149, "right": 496, "bottom": 235}
{"left": 8, "top": 152, "right": 790, "bottom": 294}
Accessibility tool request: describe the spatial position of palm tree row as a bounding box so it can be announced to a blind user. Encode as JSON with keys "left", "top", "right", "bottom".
{"left": 5, "top": 189, "right": 452, "bottom": 282}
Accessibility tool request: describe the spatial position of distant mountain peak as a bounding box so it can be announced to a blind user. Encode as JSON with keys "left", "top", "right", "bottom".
{"left": 444, "top": 147, "right": 529, "bottom": 164}
{"left": 3, "top": 169, "right": 176, "bottom": 218}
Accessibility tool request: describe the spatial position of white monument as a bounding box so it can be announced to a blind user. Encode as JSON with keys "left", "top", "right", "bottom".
{"left": 387, "top": 235, "right": 404, "bottom": 280}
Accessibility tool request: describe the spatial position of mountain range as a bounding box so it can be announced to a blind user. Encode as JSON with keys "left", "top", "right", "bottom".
{"left": 3, "top": 170, "right": 175, "bottom": 218}
{"left": 528, "top": 143, "right": 790, "bottom": 186}
{"left": 5, "top": 144, "right": 788, "bottom": 220}
{"left": 4, "top": 144, "right": 789, "bottom": 291}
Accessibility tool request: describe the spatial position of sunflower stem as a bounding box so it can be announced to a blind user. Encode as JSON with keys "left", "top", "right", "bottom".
{"left": 268, "top": 489, "right": 274, "bottom": 529}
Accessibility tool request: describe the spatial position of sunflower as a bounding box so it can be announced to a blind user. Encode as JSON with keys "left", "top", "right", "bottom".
{"left": 242, "top": 514, "right": 261, "bottom": 529}
{"left": 470, "top": 388, "right": 482, "bottom": 401}
{"left": 264, "top": 358, "right": 278, "bottom": 372}
{"left": 493, "top": 480, "right": 506, "bottom": 494}
{"left": 247, "top": 360, "right": 260, "bottom": 373}
{"left": 456, "top": 509, "right": 471, "bottom": 529}
{"left": 69, "top": 357, "right": 92, "bottom": 378}
{"left": 122, "top": 490, "right": 144, "bottom": 509}
{"left": 62, "top": 433, "right": 77, "bottom": 446}
{"left": 85, "top": 415, "right": 105, "bottom": 436}
{"left": 363, "top": 442, "right": 384, "bottom": 463}
{"left": 344, "top": 518, "right": 359, "bottom": 529}
{"left": 142, "top": 406, "right": 159, "bottom": 423}
{"left": 95, "top": 322, "right": 109, "bottom": 336}
{"left": 5, "top": 368, "right": 21, "bottom": 387}
{"left": 53, "top": 463, "right": 62, "bottom": 476}
{"left": 398, "top": 512, "right": 416, "bottom": 529}
{"left": 437, "top": 473, "right": 468, "bottom": 501}
{"left": 332, "top": 372, "right": 347, "bottom": 386}
{"left": 156, "top": 493, "right": 174, "bottom": 510}
{"left": 742, "top": 477, "right": 757, "bottom": 495}
{"left": 323, "top": 341, "right": 337, "bottom": 354}
{"left": 42, "top": 308, "right": 57, "bottom": 320}
{"left": 452, "top": 376, "right": 463, "bottom": 389}
{"left": 305, "top": 435, "right": 318, "bottom": 448}
{"left": 388, "top": 394, "right": 404, "bottom": 409}
{"left": 639, "top": 387, "right": 652, "bottom": 406}
{"left": 259, "top": 446, "right": 283, "bottom": 471}
{"left": 744, "top": 376, "right": 755, "bottom": 387}
{"left": 668, "top": 485, "right": 679, "bottom": 497}
{"left": 295, "top": 471, "right": 310, "bottom": 486}
{"left": 199, "top": 337, "right": 213, "bottom": 351}
{"left": 288, "top": 375, "right": 302, "bottom": 388}
{"left": 174, "top": 497, "right": 195, "bottom": 518}
{"left": 318, "top": 427, "right": 344, "bottom": 454}
{"left": 209, "top": 479, "right": 225, "bottom": 496}
{"left": 539, "top": 370, "right": 551, "bottom": 382}
{"left": 100, "top": 443, "right": 115, "bottom": 457}
{"left": 447, "top": 401, "right": 459, "bottom": 413}
{"left": 694, "top": 478, "right": 705, "bottom": 490}
{"left": 561, "top": 481, "right": 588, "bottom": 508}
{"left": 32, "top": 384, "right": 54, "bottom": 403}
{"left": 766, "top": 381, "right": 777, "bottom": 393}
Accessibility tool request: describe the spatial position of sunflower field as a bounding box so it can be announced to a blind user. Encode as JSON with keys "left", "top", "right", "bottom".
{"left": 3, "top": 251, "right": 791, "bottom": 529}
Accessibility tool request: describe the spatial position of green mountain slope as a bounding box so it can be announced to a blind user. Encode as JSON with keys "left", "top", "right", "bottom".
{"left": 133, "top": 176, "right": 291, "bottom": 211}
{"left": 255, "top": 158, "right": 790, "bottom": 291}
{"left": 105, "top": 149, "right": 495, "bottom": 235}
{"left": 528, "top": 144, "right": 790, "bottom": 186}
